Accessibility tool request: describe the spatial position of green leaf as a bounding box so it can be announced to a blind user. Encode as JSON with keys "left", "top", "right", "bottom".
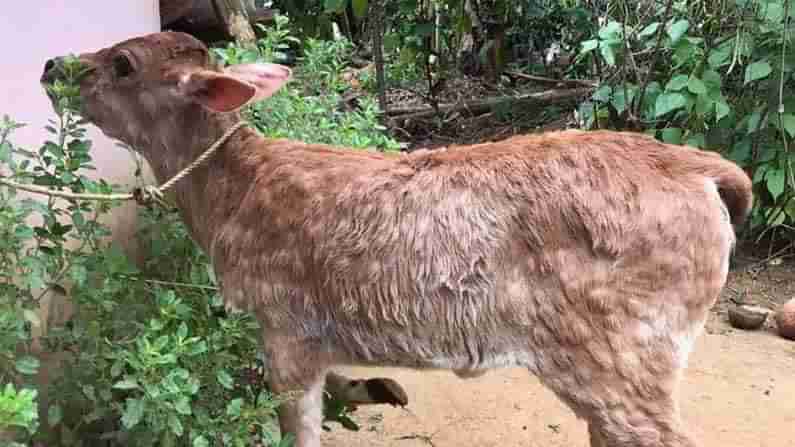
{"left": 15, "top": 356, "right": 40, "bottom": 375}
{"left": 48, "top": 404, "right": 63, "bottom": 427}
{"left": 667, "top": 19, "right": 690, "bottom": 44}
{"left": 217, "top": 370, "right": 235, "bottom": 390}
{"left": 762, "top": 3, "right": 784, "bottom": 22}
{"left": 23, "top": 309, "right": 41, "bottom": 327}
{"left": 665, "top": 75, "right": 689, "bottom": 91}
{"left": 323, "top": 0, "right": 345, "bottom": 13}
{"left": 638, "top": 22, "right": 660, "bottom": 38}
{"left": 655, "top": 92, "right": 688, "bottom": 117}
{"left": 193, "top": 436, "right": 209, "bottom": 447}
{"left": 767, "top": 168, "right": 786, "bottom": 200}
{"left": 745, "top": 61, "right": 772, "bottom": 85}
{"left": 780, "top": 114, "right": 795, "bottom": 138}
{"left": 599, "top": 41, "right": 617, "bottom": 66}
{"left": 580, "top": 39, "right": 599, "bottom": 54}
{"left": 592, "top": 85, "right": 612, "bottom": 102}
{"left": 754, "top": 164, "right": 769, "bottom": 183}
{"left": 177, "top": 322, "right": 188, "bottom": 339}
{"left": 174, "top": 396, "right": 192, "bottom": 415}
{"left": 121, "top": 398, "right": 145, "bottom": 429}
{"left": 168, "top": 413, "right": 184, "bottom": 436}
{"left": 661, "top": 128, "right": 683, "bottom": 144}
{"left": 226, "top": 398, "right": 244, "bottom": 418}
{"left": 729, "top": 139, "right": 752, "bottom": 164}
{"left": 351, "top": 0, "right": 368, "bottom": 19}
{"left": 82, "top": 385, "right": 96, "bottom": 402}
{"left": 694, "top": 93, "right": 713, "bottom": 117}
{"left": 598, "top": 21, "right": 622, "bottom": 39}
{"left": 708, "top": 42, "right": 733, "bottom": 68}
{"left": 686, "top": 133, "right": 706, "bottom": 148}
{"left": 716, "top": 100, "right": 731, "bottom": 121}
{"left": 415, "top": 23, "right": 434, "bottom": 37}
{"left": 611, "top": 85, "right": 637, "bottom": 114}
{"left": 110, "top": 361, "right": 124, "bottom": 378}
{"left": 687, "top": 77, "right": 707, "bottom": 95}
{"left": 113, "top": 379, "right": 140, "bottom": 390}
{"left": 703, "top": 70, "right": 722, "bottom": 92}
{"left": 747, "top": 111, "right": 763, "bottom": 134}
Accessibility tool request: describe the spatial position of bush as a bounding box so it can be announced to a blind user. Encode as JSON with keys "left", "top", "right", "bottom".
{"left": 213, "top": 15, "right": 401, "bottom": 151}
{"left": 0, "top": 383, "right": 39, "bottom": 445}
{"left": 576, "top": 0, "right": 795, "bottom": 237}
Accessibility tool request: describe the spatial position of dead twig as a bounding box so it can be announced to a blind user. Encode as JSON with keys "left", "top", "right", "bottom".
{"left": 387, "top": 87, "right": 592, "bottom": 121}
{"left": 504, "top": 71, "right": 597, "bottom": 88}
{"left": 395, "top": 431, "right": 439, "bottom": 446}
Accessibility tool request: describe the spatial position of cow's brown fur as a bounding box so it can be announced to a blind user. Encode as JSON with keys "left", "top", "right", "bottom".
{"left": 43, "top": 32, "right": 753, "bottom": 447}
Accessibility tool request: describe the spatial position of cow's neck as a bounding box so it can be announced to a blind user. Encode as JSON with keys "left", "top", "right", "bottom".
{"left": 139, "top": 107, "right": 265, "bottom": 251}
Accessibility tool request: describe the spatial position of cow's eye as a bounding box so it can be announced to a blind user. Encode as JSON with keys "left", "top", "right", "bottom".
{"left": 112, "top": 54, "right": 134, "bottom": 78}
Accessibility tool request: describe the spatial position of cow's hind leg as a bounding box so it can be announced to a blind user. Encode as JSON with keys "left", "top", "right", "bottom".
{"left": 535, "top": 331, "right": 701, "bottom": 447}
{"left": 325, "top": 371, "right": 408, "bottom": 408}
{"left": 263, "top": 336, "right": 328, "bottom": 447}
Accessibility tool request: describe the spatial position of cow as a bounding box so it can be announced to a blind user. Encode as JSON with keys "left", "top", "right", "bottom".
{"left": 41, "top": 31, "right": 752, "bottom": 447}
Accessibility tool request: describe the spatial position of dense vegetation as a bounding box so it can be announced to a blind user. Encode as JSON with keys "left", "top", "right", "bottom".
{"left": 1, "top": 0, "right": 793, "bottom": 445}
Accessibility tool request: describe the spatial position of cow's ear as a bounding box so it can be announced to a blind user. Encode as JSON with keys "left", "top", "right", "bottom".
{"left": 179, "top": 63, "right": 290, "bottom": 112}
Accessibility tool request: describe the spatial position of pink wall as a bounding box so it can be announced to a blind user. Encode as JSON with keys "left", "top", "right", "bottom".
{"left": 1, "top": 0, "right": 162, "bottom": 422}
{"left": 0, "top": 1, "right": 159, "bottom": 345}
{"left": 1, "top": 1, "right": 159, "bottom": 185}
{"left": 1, "top": 2, "right": 161, "bottom": 252}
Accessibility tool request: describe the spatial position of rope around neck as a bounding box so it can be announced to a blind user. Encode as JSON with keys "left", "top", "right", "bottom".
{"left": 0, "top": 121, "right": 246, "bottom": 207}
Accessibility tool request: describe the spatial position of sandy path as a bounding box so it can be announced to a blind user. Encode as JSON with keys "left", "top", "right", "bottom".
{"left": 322, "top": 317, "right": 795, "bottom": 447}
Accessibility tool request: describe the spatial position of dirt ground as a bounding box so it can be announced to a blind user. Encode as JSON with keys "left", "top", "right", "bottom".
{"left": 322, "top": 254, "right": 795, "bottom": 447}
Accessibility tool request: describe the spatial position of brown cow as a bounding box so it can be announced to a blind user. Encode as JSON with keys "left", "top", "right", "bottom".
{"left": 42, "top": 32, "right": 752, "bottom": 447}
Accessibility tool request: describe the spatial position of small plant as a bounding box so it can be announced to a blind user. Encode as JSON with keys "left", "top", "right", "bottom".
{"left": 576, "top": 0, "right": 794, "bottom": 237}
{"left": 0, "top": 383, "right": 39, "bottom": 445}
{"left": 212, "top": 14, "right": 402, "bottom": 152}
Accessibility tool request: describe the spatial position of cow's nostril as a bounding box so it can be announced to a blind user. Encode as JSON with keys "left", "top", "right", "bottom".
{"left": 41, "top": 57, "right": 65, "bottom": 83}
{"left": 44, "top": 58, "right": 56, "bottom": 73}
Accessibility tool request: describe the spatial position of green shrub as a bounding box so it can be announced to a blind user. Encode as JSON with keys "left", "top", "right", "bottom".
{"left": 576, "top": 0, "right": 795, "bottom": 236}
{"left": 212, "top": 14, "right": 401, "bottom": 151}
{"left": 0, "top": 383, "right": 39, "bottom": 445}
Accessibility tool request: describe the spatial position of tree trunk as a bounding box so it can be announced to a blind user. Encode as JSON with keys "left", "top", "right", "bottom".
{"left": 161, "top": 0, "right": 275, "bottom": 44}
{"left": 160, "top": 0, "right": 197, "bottom": 26}
{"left": 370, "top": 0, "right": 388, "bottom": 114}
{"left": 457, "top": 0, "right": 484, "bottom": 75}
{"left": 211, "top": 0, "right": 256, "bottom": 43}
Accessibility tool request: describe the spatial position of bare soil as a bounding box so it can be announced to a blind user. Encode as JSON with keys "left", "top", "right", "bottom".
{"left": 322, "top": 252, "right": 795, "bottom": 447}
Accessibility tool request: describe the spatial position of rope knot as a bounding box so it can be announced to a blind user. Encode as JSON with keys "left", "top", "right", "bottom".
{"left": 132, "top": 185, "right": 168, "bottom": 208}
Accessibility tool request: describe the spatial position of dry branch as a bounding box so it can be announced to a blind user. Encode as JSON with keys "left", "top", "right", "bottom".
{"left": 504, "top": 71, "right": 597, "bottom": 88}
{"left": 387, "top": 87, "right": 593, "bottom": 121}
